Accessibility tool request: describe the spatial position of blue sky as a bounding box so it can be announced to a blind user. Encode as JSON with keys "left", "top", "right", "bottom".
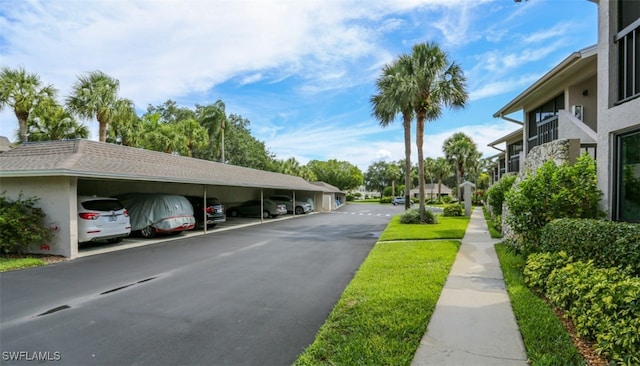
{"left": 0, "top": 0, "right": 598, "bottom": 170}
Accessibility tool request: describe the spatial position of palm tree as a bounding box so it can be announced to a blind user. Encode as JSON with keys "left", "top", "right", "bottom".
{"left": 408, "top": 42, "right": 468, "bottom": 220}
{"left": 107, "top": 99, "right": 142, "bottom": 147}
{"left": 197, "top": 100, "right": 227, "bottom": 163}
{"left": 66, "top": 70, "right": 122, "bottom": 142}
{"left": 424, "top": 157, "right": 436, "bottom": 200}
{"left": 27, "top": 102, "right": 89, "bottom": 141}
{"left": 177, "top": 118, "right": 209, "bottom": 157}
{"left": 371, "top": 57, "right": 415, "bottom": 210}
{"left": 432, "top": 157, "right": 452, "bottom": 202}
{"left": 0, "top": 66, "right": 57, "bottom": 143}
{"left": 443, "top": 132, "right": 478, "bottom": 200}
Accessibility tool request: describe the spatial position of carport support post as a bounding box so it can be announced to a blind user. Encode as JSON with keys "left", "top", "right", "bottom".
{"left": 292, "top": 191, "right": 296, "bottom": 216}
{"left": 260, "top": 189, "right": 264, "bottom": 223}
{"left": 203, "top": 186, "right": 208, "bottom": 233}
{"left": 459, "top": 181, "right": 475, "bottom": 216}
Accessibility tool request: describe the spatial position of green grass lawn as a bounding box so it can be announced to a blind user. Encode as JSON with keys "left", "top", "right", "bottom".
{"left": 482, "top": 207, "right": 503, "bottom": 239}
{"left": 0, "top": 256, "right": 45, "bottom": 272}
{"left": 295, "top": 240, "right": 460, "bottom": 365}
{"left": 295, "top": 213, "right": 468, "bottom": 365}
{"left": 495, "top": 244, "right": 584, "bottom": 365}
{"left": 378, "top": 214, "right": 470, "bottom": 241}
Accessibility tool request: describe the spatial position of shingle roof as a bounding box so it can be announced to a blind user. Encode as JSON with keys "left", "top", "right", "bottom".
{"left": 0, "top": 139, "right": 331, "bottom": 192}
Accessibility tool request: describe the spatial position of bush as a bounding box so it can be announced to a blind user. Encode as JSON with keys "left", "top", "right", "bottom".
{"left": 346, "top": 194, "right": 355, "bottom": 202}
{"left": 0, "top": 193, "right": 54, "bottom": 254}
{"left": 524, "top": 256, "right": 640, "bottom": 363}
{"left": 539, "top": 218, "right": 640, "bottom": 276}
{"left": 442, "top": 204, "right": 463, "bottom": 217}
{"left": 379, "top": 196, "right": 392, "bottom": 204}
{"left": 440, "top": 196, "right": 452, "bottom": 204}
{"left": 505, "top": 154, "right": 604, "bottom": 254}
{"left": 486, "top": 174, "right": 515, "bottom": 216}
{"left": 399, "top": 208, "right": 437, "bottom": 224}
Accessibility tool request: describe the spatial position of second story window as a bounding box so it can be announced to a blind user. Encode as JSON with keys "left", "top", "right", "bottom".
{"left": 616, "top": 1, "right": 640, "bottom": 102}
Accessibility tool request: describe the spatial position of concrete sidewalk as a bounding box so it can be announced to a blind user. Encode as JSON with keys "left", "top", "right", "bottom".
{"left": 411, "top": 207, "right": 528, "bottom": 365}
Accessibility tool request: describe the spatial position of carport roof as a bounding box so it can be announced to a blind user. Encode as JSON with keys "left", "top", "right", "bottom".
{"left": 0, "top": 139, "right": 335, "bottom": 192}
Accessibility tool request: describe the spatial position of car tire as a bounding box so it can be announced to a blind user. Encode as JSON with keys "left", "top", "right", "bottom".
{"left": 262, "top": 211, "right": 270, "bottom": 219}
{"left": 295, "top": 206, "right": 304, "bottom": 215}
{"left": 140, "top": 226, "right": 156, "bottom": 238}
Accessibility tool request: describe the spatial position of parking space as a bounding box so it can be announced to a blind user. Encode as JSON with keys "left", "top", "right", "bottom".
{"left": 77, "top": 212, "right": 307, "bottom": 257}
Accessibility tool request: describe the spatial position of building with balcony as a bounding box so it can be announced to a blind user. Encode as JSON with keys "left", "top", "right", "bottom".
{"left": 489, "top": 1, "right": 639, "bottom": 223}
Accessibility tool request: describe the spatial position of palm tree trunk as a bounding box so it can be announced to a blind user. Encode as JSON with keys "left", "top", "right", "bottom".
{"left": 98, "top": 120, "right": 108, "bottom": 142}
{"left": 17, "top": 111, "right": 28, "bottom": 143}
{"left": 417, "top": 115, "right": 426, "bottom": 221}
{"left": 403, "top": 114, "right": 412, "bottom": 210}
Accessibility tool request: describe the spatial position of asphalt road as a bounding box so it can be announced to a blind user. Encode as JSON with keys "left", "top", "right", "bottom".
{"left": 0, "top": 203, "right": 401, "bottom": 366}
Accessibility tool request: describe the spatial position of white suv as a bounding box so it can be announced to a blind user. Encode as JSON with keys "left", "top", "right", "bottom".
{"left": 77, "top": 196, "right": 131, "bottom": 243}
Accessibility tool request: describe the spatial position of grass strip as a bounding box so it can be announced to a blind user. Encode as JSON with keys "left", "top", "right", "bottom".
{"left": 482, "top": 207, "right": 503, "bottom": 239}
{"left": 0, "top": 257, "right": 45, "bottom": 272}
{"left": 495, "top": 244, "right": 584, "bottom": 365}
{"left": 379, "top": 214, "right": 469, "bottom": 241}
{"left": 295, "top": 240, "right": 460, "bottom": 365}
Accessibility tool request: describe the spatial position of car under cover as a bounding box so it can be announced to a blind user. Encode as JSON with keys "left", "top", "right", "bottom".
{"left": 117, "top": 193, "right": 195, "bottom": 232}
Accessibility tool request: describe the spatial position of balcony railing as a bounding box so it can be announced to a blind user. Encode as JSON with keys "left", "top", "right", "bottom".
{"left": 616, "top": 18, "right": 640, "bottom": 102}
{"left": 528, "top": 116, "right": 559, "bottom": 152}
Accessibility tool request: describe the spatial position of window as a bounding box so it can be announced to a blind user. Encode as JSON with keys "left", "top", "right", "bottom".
{"left": 616, "top": 1, "right": 640, "bottom": 102}
{"left": 615, "top": 129, "right": 640, "bottom": 223}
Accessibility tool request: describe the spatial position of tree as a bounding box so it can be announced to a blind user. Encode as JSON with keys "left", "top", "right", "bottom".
{"left": 224, "top": 114, "right": 276, "bottom": 170}
{"left": 66, "top": 70, "right": 125, "bottom": 142}
{"left": 27, "top": 102, "right": 89, "bottom": 141}
{"left": 0, "top": 66, "right": 57, "bottom": 143}
{"left": 424, "top": 157, "right": 436, "bottom": 200}
{"left": 364, "top": 160, "right": 390, "bottom": 194}
{"left": 371, "top": 58, "right": 414, "bottom": 210}
{"left": 196, "top": 100, "right": 227, "bottom": 163}
{"left": 307, "top": 159, "right": 364, "bottom": 191}
{"left": 408, "top": 42, "right": 468, "bottom": 220}
{"left": 176, "top": 118, "right": 209, "bottom": 157}
{"left": 107, "top": 100, "right": 143, "bottom": 147}
{"left": 432, "top": 157, "right": 452, "bottom": 202}
{"left": 443, "top": 132, "right": 478, "bottom": 200}
{"left": 385, "top": 162, "right": 402, "bottom": 197}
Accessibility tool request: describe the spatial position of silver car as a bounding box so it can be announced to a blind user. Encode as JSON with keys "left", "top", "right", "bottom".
{"left": 269, "top": 195, "right": 313, "bottom": 214}
{"left": 227, "top": 199, "right": 287, "bottom": 218}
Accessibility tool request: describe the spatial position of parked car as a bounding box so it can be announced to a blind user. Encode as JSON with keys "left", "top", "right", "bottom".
{"left": 227, "top": 199, "right": 287, "bottom": 218}
{"left": 77, "top": 195, "right": 131, "bottom": 244}
{"left": 116, "top": 193, "right": 195, "bottom": 238}
{"left": 268, "top": 195, "right": 313, "bottom": 214}
{"left": 392, "top": 196, "right": 413, "bottom": 206}
{"left": 185, "top": 196, "right": 226, "bottom": 228}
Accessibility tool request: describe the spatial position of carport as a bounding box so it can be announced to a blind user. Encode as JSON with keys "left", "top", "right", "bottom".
{"left": 0, "top": 139, "right": 341, "bottom": 259}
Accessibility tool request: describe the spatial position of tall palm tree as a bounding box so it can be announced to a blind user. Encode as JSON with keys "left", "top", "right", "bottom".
{"left": 197, "top": 100, "right": 227, "bottom": 163}
{"left": 66, "top": 70, "right": 122, "bottom": 142}
{"left": 0, "top": 66, "right": 57, "bottom": 143}
{"left": 408, "top": 42, "right": 468, "bottom": 220}
{"left": 424, "top": 157, "right": 436, "bottom": 200}
{"left": 177, "top": 118, "right": 209, "bottom": 157}
{"left": 107, "top": 99, "right": 142, "bottom": 147}
{"left": 443, "top": 132, "right": 478, "bottom": 200}
{"left": 432, "top": 157, "right": 452, "bottom": 202}
{"left": 371, "top": 57, "right": 414, "bottom": 210}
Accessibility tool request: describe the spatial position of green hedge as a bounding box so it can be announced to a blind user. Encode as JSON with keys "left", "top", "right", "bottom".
{"left": 442, "top": 204, "right": 463, "bottom": 217}
{"left": 524, "top": 252, "right": 640, "bottom": 364}
{"left": 399, "top": 208, "right": 437, "bottom": 224}
{"left": 539, "top": 218, "right": 640, "bottom": 276}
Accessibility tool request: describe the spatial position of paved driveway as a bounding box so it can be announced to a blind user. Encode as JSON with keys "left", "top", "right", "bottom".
{"left": 0, "top": 203, "right": 397, "bottom": 365}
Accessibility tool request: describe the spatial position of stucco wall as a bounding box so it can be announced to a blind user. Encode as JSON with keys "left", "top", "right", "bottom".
{"left": 1, "top": 176, "right": 77, "bottom": 258}
{"left": 596, "top": 0, "right": 640, "bottom": 219}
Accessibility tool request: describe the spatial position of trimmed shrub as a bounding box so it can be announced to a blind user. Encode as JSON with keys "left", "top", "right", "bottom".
{"left": 525, "top": 256, "right": 640, "bottom": 364}
{"left": 505, "top": 154, "right": 604, "bottom": 254}
{"left": 486, "top": 174, "right": 515, "bottom": 216}
{"left": 442, "top": 204, "right": 463, "bottom": 217}
{"left": 440, "top": 196, "right": 452, "bottom": 204}
{"left": 539, "top": 218, "right": 640, "bottom": 276}
{"left": 0, "top": 193, "right": 54, "bottom": 254}
{"left": 379, "top": 196, "right": 392, "bottom": 204}
{"left": 399, "top": 208, "right": 437, "bottom": 224}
